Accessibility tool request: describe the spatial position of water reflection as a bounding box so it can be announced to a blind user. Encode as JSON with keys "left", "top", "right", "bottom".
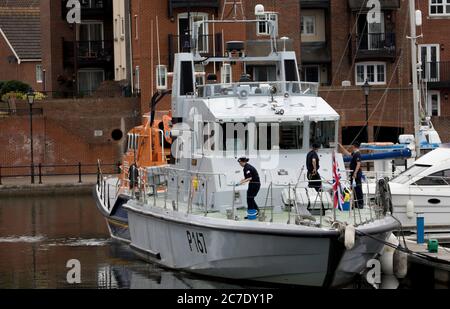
{"left": 0, "top": 194, "right": 250, "bottom": 289}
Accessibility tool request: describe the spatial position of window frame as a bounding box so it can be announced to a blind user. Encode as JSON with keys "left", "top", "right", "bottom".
{"left": 355, "top": 62, "right": 386, "bottom": 85}
{"left": 221, "top": 63, "right": 232, "bottom": 84}
{"left": 36, "top": 64, "right": 43, "bottom": 83}
{"left": 257, "top": 12, "right": 278, "bottom": 36}
{"left": 301, "top": 15, "right": 316, "bottom": 36}
{"left": 429, "top": 0, "right": 450, "bottom": 16}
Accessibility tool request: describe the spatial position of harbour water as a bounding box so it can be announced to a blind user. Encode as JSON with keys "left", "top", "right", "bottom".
{"left": 0, "top": 193, "right": 446, "bottom": 289}
{"left": 0, "top": 194, "right": 251, "bottom": 289}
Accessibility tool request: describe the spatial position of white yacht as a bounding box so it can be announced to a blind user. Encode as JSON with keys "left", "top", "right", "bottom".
{"left": 368, "top": 145, "right": 450, "bottom": 230}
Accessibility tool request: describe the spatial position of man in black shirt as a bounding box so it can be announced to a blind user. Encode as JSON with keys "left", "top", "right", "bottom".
{"left": 306, "top": 143, "right": 322, "bottom": 192}
{"left": 238, "top": 157, "right": 261, "bottom": 218}
{"left": 339, "top": 141, "right": 364, "bottom": 209}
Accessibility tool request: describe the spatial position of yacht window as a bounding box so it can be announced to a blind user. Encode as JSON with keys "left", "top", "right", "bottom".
{"left": 310, "top": 121, "right": 335, "bottom": 148}
{"left": 413, "top": 169, "right": 450, "bottom": 186}
{"left": 391, "top": 165, "right": 431, "bottom": 184}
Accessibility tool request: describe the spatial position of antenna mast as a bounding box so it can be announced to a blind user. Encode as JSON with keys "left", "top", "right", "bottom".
{"left": 408, "top": 0, "right": 421, "bottom": 155}
{"left": 221, "top": 0, "right": 245, "bottom": 20}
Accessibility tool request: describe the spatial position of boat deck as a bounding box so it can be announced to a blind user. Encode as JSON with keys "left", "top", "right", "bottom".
{"left": 138, "top": 191, "right": 385, "bottom": 229}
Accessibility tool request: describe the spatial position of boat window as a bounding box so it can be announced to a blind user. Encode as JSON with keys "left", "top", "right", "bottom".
{"left": 257, "top": 123, "right": 303, "bottom": 150}
{"left": 391, "top": 165, "right": 431, "bottom": 184}
{"left": 220, "top": 123, "right": 248, "bottom": 151}
{"left": 412, "top": 169, "right": 450, "bottom": 186}
{"left": 310, "top": 121, "right": 335, "bottom": 148}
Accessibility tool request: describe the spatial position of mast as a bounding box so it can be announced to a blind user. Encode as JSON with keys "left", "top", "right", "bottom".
{"left": 408, "top": 0, "right": 421, "bottom": 155}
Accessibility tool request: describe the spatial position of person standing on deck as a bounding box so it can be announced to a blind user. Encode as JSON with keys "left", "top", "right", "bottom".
{"left": 338, "top": 141, "right": 364, "bottom": 209}
{"left": 306, "top": 143, "right": 322, "bottom": 192}
{"left": 237, "top": 157, "right": 261, "bottom": 219}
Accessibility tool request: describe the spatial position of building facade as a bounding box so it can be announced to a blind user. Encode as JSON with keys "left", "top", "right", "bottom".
{"left": 0, "top": 2, "right": 43, "bottom": 92}
{"left": 416, "top": 0, "right": 450, "bottom": 141}
{"left": 41, "top": 0, "right": 130, "bottom": 97}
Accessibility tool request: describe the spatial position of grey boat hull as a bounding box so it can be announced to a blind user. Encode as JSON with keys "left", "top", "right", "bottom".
{"left": 125, "top": 202, "right": 399, "bottom": 287}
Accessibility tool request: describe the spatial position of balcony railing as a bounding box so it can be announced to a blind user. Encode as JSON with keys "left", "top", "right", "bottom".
{"left": 168, "top": 33, "right": 222, "bottom": 70}
{"left": 353, "top": 32, "right": 396, "bottom": 60}
{"left": 63, "top": 40, "right": 114, "bottom": 68}
{"left": 168, "top": 0, "right": 220, "bottom": 18}
{"left": 421, "top": 61, "right": 450, "bottom": 87}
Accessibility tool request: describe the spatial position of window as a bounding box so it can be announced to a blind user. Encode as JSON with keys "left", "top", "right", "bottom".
{"left": 301, "top": 16, "right": 315, "bottom": 35}
{"left": 355, "top": 62, "right": 386, "bottom": 85}
{"left": 302, "top": 65, "right": 320, "bottom": 83}
{"left": 252, "top": 66, "right": 276, "bottom": 82}
{"left": 419, "top": 44, "right": 440, "bottom": 82}
{"left": 430, "top": 0, "right": 450, "bottom": 16}
{"left": 36, "top": 64, "right": 43, "bottom": 83}
{"left": 156, "top": 65, "right": 167, "bottom": 90}
{"left": 178, "top": 13, "right": 209, "bottom": 53}
{"left": 391, "top": 165, "right": 430, "bottom": 184}
{"left": 78, "top": 69, "right": 104, "bottom": 95}
{"left": 135, "top": 66, "right": 140, "bottom": 92}
{"left": 257, "top": 123, "right": 303, "bottom": 150}
{"left": 413, "top": 169, "right": 450, "bottom": 186}
{"left": 80, "top": 0, "right": 104, "bottom": 9}
{"left": 257, "top": 13, "right": 278, "bottom": 36}
{"left": 428, "top": 91, "right": 441, "bottom": 116}
{"left": 134, "top": 15, "right": 139, "bottom": 40}
{"left": 221, "top": 63, "right": 232, "bottom": 84}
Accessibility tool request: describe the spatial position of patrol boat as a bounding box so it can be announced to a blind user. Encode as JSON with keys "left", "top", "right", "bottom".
{"left": 122, "top": 14, "right": 398, "bottom": 287}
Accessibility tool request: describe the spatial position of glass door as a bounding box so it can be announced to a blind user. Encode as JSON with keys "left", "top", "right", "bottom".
{"left": 419, "top": 44, "right": 440, "bottom": 82}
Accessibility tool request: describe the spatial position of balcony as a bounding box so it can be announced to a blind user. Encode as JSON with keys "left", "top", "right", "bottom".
{"left": 300, "top": 0, "right": 330, "bottom": 9}
{"left": 348, "top": 0, "right": 400, "bottom": 11}
{"left": 63, "top": 40, "right": 114, "bottom": 69}
{"left": 61, "top": 0, "right": 112, "bottom": 20}
{"left": 422, "top": 61, "right": 450, "bottom": 89}
{"left": 352, "top": 33, "right": 396, "bottom": 61}
{"left": 168, "top": 33, "right": 222, "bottom": 70}
{"left": 168, "top": 0, "right": 220, "bottom": 18}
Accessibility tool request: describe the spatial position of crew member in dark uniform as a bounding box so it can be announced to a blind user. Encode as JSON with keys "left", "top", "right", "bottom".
{"left": 339, "top": 141, "right": 364, "bottom": 209}
{"left": 238, "top": 157, "right": 260, "bottom": 218}
{"left": 306, "top": 143, "right": 322, "bottom": 192}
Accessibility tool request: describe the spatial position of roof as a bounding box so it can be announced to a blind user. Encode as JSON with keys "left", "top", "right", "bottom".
{"left": 0, "top": 1, "right": 41, "bottom": 61}
{"left": 0, "top": 0, "right": 39, "bottom": 8}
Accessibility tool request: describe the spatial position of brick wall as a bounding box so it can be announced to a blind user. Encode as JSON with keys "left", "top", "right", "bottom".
{"left": 0, "top": 97, "right": 140, "bottom": 173}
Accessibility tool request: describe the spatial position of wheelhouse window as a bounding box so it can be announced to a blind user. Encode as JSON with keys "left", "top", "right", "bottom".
{"left": 310, "top": 121, "right": 336, "bottom": 148}
{"left": 257, "top": 123, "right": 303, "bottom": 150}
{"left": 429, "top": 0, "right": 450, "bottom": 16}
{"left": 257, "top": 12, "right": 278, "bottom": 36}
{"left": 413, "top": 169, "right": 450, "bottom": 186}
{"left": 356, "top": 62, "right": 386, "bottom": 85}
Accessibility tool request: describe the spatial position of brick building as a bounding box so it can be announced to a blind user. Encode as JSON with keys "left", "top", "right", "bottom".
{"left": 128, "top": 0, "right": 427, "bottom": 143}
{"left": 415, "top": 0, "right": 450, "bottom": 141}
{"left": 0, "top": 1, "right": 43, "bottom": 92}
